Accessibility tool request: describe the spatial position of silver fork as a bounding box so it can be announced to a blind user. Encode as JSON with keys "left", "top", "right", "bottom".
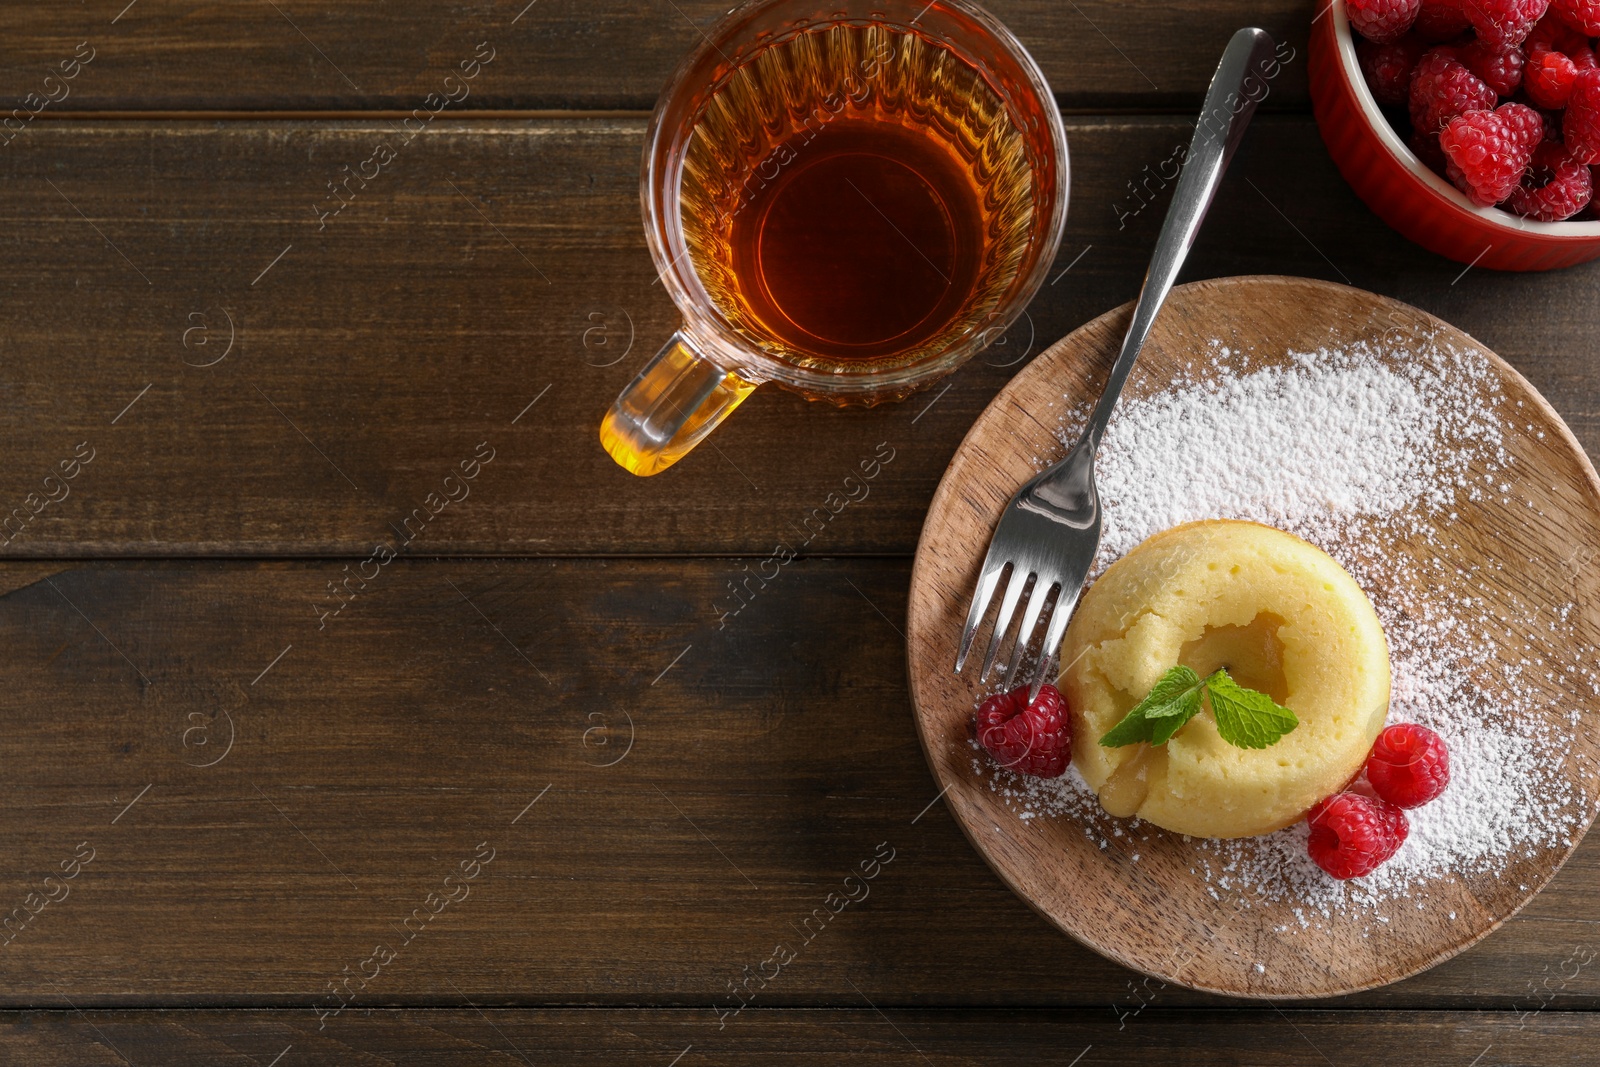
{"left": 955, "top": 27, "right": 1279, "bottom": 699}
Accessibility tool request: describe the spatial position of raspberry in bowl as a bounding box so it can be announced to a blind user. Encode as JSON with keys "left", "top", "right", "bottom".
{"left": 1310, "top": 0, "right": 1600, "bottom": 270}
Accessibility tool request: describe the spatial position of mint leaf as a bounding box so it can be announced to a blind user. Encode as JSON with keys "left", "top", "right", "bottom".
{"left": 1097, "top": 665, "right": 1298, "bottom": 750}
{"left": 1098, "top": 665, "right": 1205, "bottom": 748}
{"left": 1139, "top": 665, "right": 1207, "bottom": 718}
{"left": 1149, "top": 691, "right": 1202, "bottom": 745}
{"left": 1206, "top": 669, "right": 1299, "bottom": 749}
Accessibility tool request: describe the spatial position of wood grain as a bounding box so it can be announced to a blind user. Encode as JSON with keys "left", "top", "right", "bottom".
{"left": 0, "top": 556, "right": 1598, "bottom": 1009}
{"left": 5, "top": 0, "right": 1600, "bottom": 1055}
{"left": 907, "top": 277, "right": 1600, "bottom": 996}
{"left": 7, "top": 0, "right": 1312, "bottom": 112}
{"left": 1, "top": 118, "right": 1598, "bottom": 558}
{"left": 0, "top": 1008, "right": 1591, "bottom": 1065}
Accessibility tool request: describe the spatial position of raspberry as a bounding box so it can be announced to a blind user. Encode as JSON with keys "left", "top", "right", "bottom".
{"left": 1501, "top": 99, "right": 1548, "bottom": 146}
{"left": 1566, "top": 68, "right": 1600, "bottom": 162}
{"left": 1525, "top": 47, "right": 1581, "bottom": 107}
{"left": 1411, "top": 127, "right": 1452, "bottom": 173}
{"left": 1461, "top": 0, "right": 1551, "bottom": 46}
{"left": 1507, "top": 140, "right": 1595, "bottom": 216}
{"left": 1360, "top": 35, "right": 1428, "bottom": 104}
{"left": 1365, "top": 724, "right": 1453, "bottom": 808}
{"left": 1350, "top": 0, "right": 1425, "bottom": 41}
{"left": 1416, "top": 0, "right": 1475, "bottom": 38}
{"left": 1530, "top": 7, "right": 1591, "bottom": 49}
{"left": 1442, "top": 105, "right": 1537, "bottom": 203}
{"left": 1306, "top": 792, "right": 1409, "bottom": 880}
{"left": 1410, "top": 48, "right": 1499, "bottom": 133}
{"left": 975, "top": 684, "right": 1070, "bottom": 778}
{"left": 1462, "top": 38, "right": 1528, "bottom": 94}
{"left": 1552, "top": 0, "right": 1600, "bottom": 32}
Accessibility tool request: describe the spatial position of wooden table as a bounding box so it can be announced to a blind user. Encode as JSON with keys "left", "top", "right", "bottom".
{"left": 3, "top": 2, "right": 1598, "bottom": 1063}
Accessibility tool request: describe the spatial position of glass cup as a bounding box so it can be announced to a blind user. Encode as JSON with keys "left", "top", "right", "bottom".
{"left": 601, "top": 0, "right": 1069, "bottom": 475}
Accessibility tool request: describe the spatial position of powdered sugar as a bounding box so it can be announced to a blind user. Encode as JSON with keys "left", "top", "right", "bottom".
{"left": 1092, "top": 344, "right": 1503, "bottom": 561}
{"left": 979, "top": 336, "right": 1596, "bottom": 923}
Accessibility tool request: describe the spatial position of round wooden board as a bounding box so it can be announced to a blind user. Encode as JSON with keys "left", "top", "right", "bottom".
{"left": 907, "top": 275, "right": 1600, "bottom": 998}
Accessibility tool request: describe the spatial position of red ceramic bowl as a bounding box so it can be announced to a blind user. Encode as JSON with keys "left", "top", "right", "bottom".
{"left": 1309, "top": 0, "right": 1600, "bottom": 271}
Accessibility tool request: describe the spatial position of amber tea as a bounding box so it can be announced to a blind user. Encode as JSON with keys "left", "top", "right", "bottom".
{"left": 603, "top": 0, "right": 1065, "bottom": 475}
{"left": 679, "top": 21, "right": 1040, "bottom": 372}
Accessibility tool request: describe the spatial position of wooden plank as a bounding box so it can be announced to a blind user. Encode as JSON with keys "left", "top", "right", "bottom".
{"left": 0, "top": 1008, "right": 1591, "bottom": 1065}
{"left": 2, "top": 117, "right": 1598, "bottom": 558}
{"left": 6, "top": 0, "right": 1312, "bottom": 113}
{"left": 0, "top": 558, "right": 1597, "bottom": 1009}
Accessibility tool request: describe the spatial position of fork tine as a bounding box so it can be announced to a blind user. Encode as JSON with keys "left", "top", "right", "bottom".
{"left": 1025, "top": 584, "right": 1082, "bottom": 701}
{"left": 980, "top": 566, "right": 1033, "bottom": 683}
{"left": 955, "top": 556, "right": 1009, "bottom": 672}
{"left": 1003, "top": 577, "right": 1057, "bottom": 690}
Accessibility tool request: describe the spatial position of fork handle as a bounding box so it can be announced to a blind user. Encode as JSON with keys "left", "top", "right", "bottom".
{"left": 1076, "top": 27, "right": 1278, "bottom": 456}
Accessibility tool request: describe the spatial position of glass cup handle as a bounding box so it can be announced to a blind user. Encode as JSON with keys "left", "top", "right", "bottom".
{"left": 599, "top": 330, "right": 759, "bottom": 476}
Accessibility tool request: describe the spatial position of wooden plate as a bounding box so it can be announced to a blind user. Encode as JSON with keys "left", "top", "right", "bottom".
{"left": 907, "top": 276, "right": 1600, "bottom": 998}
